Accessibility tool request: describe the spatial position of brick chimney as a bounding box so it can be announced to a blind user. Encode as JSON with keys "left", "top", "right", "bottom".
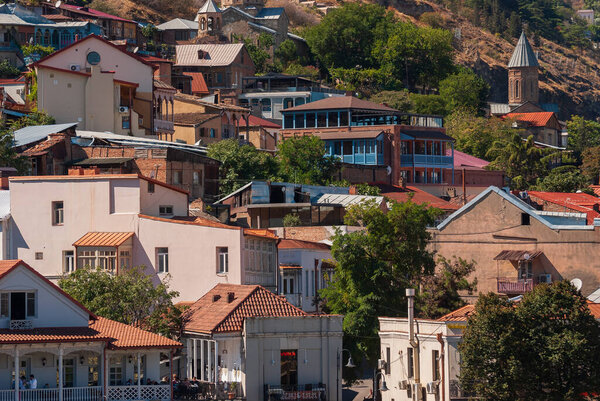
{"left": 0, "top": 167, "right": 16, "bottom": 190}
{"left": 212, "top": 294, "right": 221, "bottom": 302}
{"left": 345, "top": 91, "right": 353, "bottom": 97}
{"left": 68, "top": 167, "right": 84, "bottom": 176}
{"left": 227, "top": 292, "right": 235, "bottom": 303}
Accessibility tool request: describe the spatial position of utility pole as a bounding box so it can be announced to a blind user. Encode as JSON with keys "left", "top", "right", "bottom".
{"left": 407, "top": 288, "right": 421, "bottom": 399}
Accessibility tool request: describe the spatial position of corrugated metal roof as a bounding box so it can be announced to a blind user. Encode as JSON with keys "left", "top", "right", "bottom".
{"left": 315, "top": 193, "right": 384, "bottom": 207}
{"left": 73, "top": 157, "right": 133, "bottom": 166}
{"left": 489, "top": 102, "right": 511, "bottom": 115}
{"left": 256, "top": 7, "right": 284, "bottom": 19}
{"left": 493, "top": 250, "right": 543, "bottom": 261}
{"left": 3, "top": 86, "right": 24, "bottom": 105}
{"left": 314, "top": 129, "right": 384, "bottom": 140}
{"left": 73, "top": 232, "right": 134, "bottom": 247}
{"left": 197, "top": 0, "right": 221, "bottom": 14}
{"left": 247, "top": 21, "right": 276, "bottom": 34}
{"left": 508, "top": 32, "right": 539, "bottom": 68}
{"left": 176, "top": 43, "right": 244, "bottom": 67}
{"left": 13, "top": 123, "right": 78, "bottom": 147}
{"left": 156, "top": 18, "right": 198, "bottom": 31}
{"left": 0, "top": 191, "right": 9, "bottom": 220}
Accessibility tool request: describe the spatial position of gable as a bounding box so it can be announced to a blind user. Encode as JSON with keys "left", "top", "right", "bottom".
{"left": 36, "top": 36, "right": 154, "bottom": 93}
{"left": 0, "top": 263, "right": 91, "bottom": 328}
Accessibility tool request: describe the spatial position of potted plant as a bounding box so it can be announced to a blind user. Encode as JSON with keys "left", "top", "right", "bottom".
{"left": 228, "top": 382, "right": 237, "bottom": 399}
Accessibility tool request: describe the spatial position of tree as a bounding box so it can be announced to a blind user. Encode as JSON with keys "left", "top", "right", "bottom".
{"left": 486, "top": 132, "right": 558, "bottom": 189}
{"left": 283, "top": 213, "right": 301, "bottom": 227}
{"left": 369, "top": 90, "right": 413, "bottom": 112}
{"left": 460, "top": 281, "right": 600, "bottom": 400}
{"left": 409, "top": 94, "right": 447, "bottom": 116}
{"left": 320, "top": 199, "right": 441, "bottom": 366}
{"left": 0, "top": 60, "right": 20, "bottom": 79}
{"left": 533, "top": 165, "right": 588, "bottom": 192}
{"left": 274, "top": 39, "right": 298, "bottom": 68}
{"left": 21, "top": 44, "right": 55, "bottom": 60}
{"left": 277, "top": 136, "right": 340, "bottom": 185}
{"left": 59, "top": 267, "right": 182, "bottom": 338}
{"left": 330, "top": 68, "right": 403, "bottom": 97}
{"left": 141, "top": 24, "right": 158, "bottom": 40}
{"left": 439, "top": 68, "right": 489, "bottom": 114}
{"left": 0, "top": 129, "right": 27, "bottom": 173}
{"left": 207, "top": 139, "right": 279, "bottom": 196}
{"left": 10, "top": 110, "right": 55, "bottom": 130}
{"left": 581, "top": 145, "right": 600, "bottom": 184}
{"left": 567, "top": 116, "right": 600, "bottom": 162}
{"left": 236, "top": 33, "right": 274, "bottom": 74}
{"left": 304, "top": 3, "right": 395, "bottom": 70}
{"left": 354, "top": 183, "right": 381, "bottom": 196}
{"left": 418, "top": 256, "right": 477, "bottom": 319}
{"left": 446, "top": 108, "right": 516, "bottom": 159}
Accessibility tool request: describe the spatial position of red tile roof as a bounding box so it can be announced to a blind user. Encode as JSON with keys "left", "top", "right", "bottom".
{"left": 142, "top": 55, "right": 173, "bottom": 63}
{"left": 237, "top": 115, "right": 281, "bottom": 129}
{"left": 182, "top": 72, "right": 210, "bottom": 95}
{"left": 449, "top": 149, "right": 490, "bottom": 169}
{"left": 183, "top": 284, "right": 307, "bottom": 334}
{"left": 20, "top": 136, "right": 65, "bottom": 157}
{"left": 374, "top": 183, "right": 459, "bottom": 212}
{"left": 58, "top": 3, "right": 134, "bottom": 22}
{"left": 90, "top": 317, "right": 182, "bottom": 349}
{"left": 437, "top": 305, "right": 474, "bottom": 322}
{"left": 244, "top": 228, "right": 278, "bottom": 240}
{"left": 140, "top": 214, "right": 240, "bottom": 230}
{"left": 527, "top": 191, "right": 600, "bottom": 224}
{"left": 504, "top": 112, "right": 556, "bottom": 128}
{"left": 278, "top": 239, "right": 330, "bottom": 251}
{"left": 73, "top": 232, "right": 134, "bottom": 247}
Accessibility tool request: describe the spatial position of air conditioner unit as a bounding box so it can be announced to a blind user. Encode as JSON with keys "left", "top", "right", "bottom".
{"left": 398, "top": 380, "right": 408, "bottom": 390}
{"left": 69, "top": 64, "right": 81, "bottom": 71}
{"left": 118, "top": 106, "right": 129, "bottom": 113}
{"left": 426, "top": 381, "right": 438, "bottom": 394}
{"left": 539, "top": 274, "right": 552, "bottom": 284}
{"left": 377, "top": 359, "right": 387, "bottom": 370}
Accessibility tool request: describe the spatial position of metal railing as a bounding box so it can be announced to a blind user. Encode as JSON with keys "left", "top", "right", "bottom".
{"left": 0, "top": 385, "right": 168, "bottom": 401}
{"left": 497, "top": 278, "right": 534, "bottom": 294}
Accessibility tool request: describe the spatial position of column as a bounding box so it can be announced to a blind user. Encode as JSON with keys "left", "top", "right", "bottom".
{"left": 58, "top": 345, "right": 64, "bottom": 401}
{"left": 187, "top": 339, "right": 193, "bottom": 379}
{"left": 207, "top": 341, "right": 212, "bottom": 383}
{"left": 14, "top": 347, "right": 18, "bottom": 401}
{"left": 193, "top": 339, "right": 198, "bottom": 379}
{"left": 214, "top": 341, "right": 218, "bottom": 383}
{"left": 200, "top": 340, "right": 205, "bottom": 381}
{"left": 137, "top": 353, "right": 141, "bottom": 399}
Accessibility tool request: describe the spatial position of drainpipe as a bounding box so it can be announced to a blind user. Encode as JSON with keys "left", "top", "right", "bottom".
{"left": 407, "top": 288, "right": 420, "bottom": 396}
{"left": 436, "top": 333, "right": 445, "bottom": 401}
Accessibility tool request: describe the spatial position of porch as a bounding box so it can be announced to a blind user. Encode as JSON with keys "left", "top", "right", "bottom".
{"left": 0, "top": 385, "right": 170, "bottom": 401}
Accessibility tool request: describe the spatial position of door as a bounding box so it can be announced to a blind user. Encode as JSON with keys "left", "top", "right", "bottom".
{"left": 11, "top": 293, "right": 26, "bottom": 320}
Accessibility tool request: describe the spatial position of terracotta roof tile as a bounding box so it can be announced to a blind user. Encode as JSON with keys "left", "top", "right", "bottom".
{"left": 140, "top": 214, "right": 241, "bottom": 230}
{"left": 437, "top": 304, "right": 475, "bottom": 322}
{"left": 527, "top": 191, "right": 600, "bottom": 224}
{"left": 20, "top": 136, "right": 65, "bottom": 156}
{"left": 374, "top": 183, "right": 459, "bottom": 211}
{"left": 182, "top": 72, "right": 209, "bottom": 95}
{"left": 183, "top": 284, "right": 307, "bottom": 334}
{"left": 504, "top": 112, "right": 555, "bottom": 127}
{"left": 173, "top": 112, "right": 220, "bottom": 125}
{"left": 278, "top": 239, "right": 330, "bottom": 250}
{"left": 237, "top": 115, "right": 281, "bottom": 129}
{"left": 73, "top": 232, "right": 134, "bottom": 247}
{"left": 244, "top": 228, "right": 278, "bottom": 240}
{"left": 90, "top": 317, "right": 181, "bottom": 349}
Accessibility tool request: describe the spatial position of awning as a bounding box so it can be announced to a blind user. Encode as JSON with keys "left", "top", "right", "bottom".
{"left": 493, "top": 250, "right": 543, "bottom": 261}
{"left": 313, "top": 129, "right": 385, "bottom": 141}
{"left": 73, "top": 232, "right": 134, "bottom": 247}
{"left": 280, "top": 265, "right": 302, "bottom": 270}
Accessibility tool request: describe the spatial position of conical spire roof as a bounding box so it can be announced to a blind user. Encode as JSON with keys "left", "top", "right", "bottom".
{"left": 508, "top": 32, "right": 539, "bottom": 68}
{"left": 197, "top": 0, "right": 221, "bottom": 14}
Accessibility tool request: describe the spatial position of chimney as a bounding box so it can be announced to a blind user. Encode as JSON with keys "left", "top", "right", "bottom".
{"left": 348, "top": 185, "right": 357, "bottom": 195}
{"left": 83, "top": 167, "right": 100, "bottom": 175}
{"left": 345, "top": 91, "right": 353, "bottom": 97}
{"left": 197, "top": 50, "right": 205, "bottom": 60}
{"left": 227, "top": 292, "right": 235, "bottom": 303}
{"left": 212, "top": 294, "right": 221, "bottom": 302}
{"left": 68, "top": 167, "right": 84, "bottom": 176}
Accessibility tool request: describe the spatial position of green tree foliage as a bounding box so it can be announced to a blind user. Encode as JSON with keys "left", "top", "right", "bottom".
{"left": 141, "top": 24, "right": 158, "bottom": 39}
{"left": 0, "top": 129, "right": 27, "bottom": 173}
{"left": 0, "top": 60, "right": 20, "bottom": 79}
{"left": 486, "top": 133, "right": 558, "bottom": 189}
{"left": 330, "top": 68, "right": 403, "bottom": 97}
{"left": 368, "top": 91, "right": 413, "bottom": 112}
{"left": 59, "top": 267, "right": 182, "bottom": 338}
{"left": 409, "top": 94, "right": 447, "bottom": 116}
{"left": 277, "top": 136, "right": 340, "bottom": 185}
{"left": 10, "top": 110, "right": 55, "bottom": 130}
{"left": 304, "top": 3, "right": 395, "bottom": 70}
{"left": 439, "top": 68, "right": 489, "bottom": 114}
{"left": 237, "top": 33, "right": 274, "bottom": 74}
{"left": 354, "top": 183, "right": 381, "bottom": 196}
{"left": 320, "top": 199, "right": 441, "bottom": 364}
{"left": 418, "top": 256, "right": 477, "bottom": 319}
{"left": 21, "top": 44, "right": 55, "bottom": 59}
{"left": 533, "top": 165, "right": 588, "bottom": 192}
{"left": 460, "top": 281, "right": 600, "bottom": 400}
{"left": 567, "top": 116, "right": 600, "bottom": 163}
{"left": 207, "top": 139, "right": 278, "bottom": 196}
{"left": 282, "top": 213, "right": 301, "bottom": 227}
{"left": 446, "top": 108, "right": 516, "bottom": 159}
{"left": 274, "top": 39, "right": 298, "bottom": 68}
{"left": 581, "top": 145, "right": 600, "bottom": 184}
{"left": 283, "top": 63, "right": 319, "bottom": 81}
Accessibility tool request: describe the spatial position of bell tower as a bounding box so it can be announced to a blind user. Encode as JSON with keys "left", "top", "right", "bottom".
{"left": 508, "top": 32, "right": 539, "bottom": 105}
{"left": 196, "top": 0, "right": 222, "bottom": 38}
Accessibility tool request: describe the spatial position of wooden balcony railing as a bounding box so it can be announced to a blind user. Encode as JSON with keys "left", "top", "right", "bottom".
{"left": 497, "top": 278, "right": 533, "bottom": 295}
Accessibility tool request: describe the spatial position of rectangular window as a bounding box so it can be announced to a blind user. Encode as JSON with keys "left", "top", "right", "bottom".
{"left": 109, "top": 357, "right": 123, "bottom": 386}
{"left": 193, "top": 171, "right": 200, "bottom": 184}
{"left": 97, "top": 250, "right": 116, "bottom": 272}
{"left": 148, "top": 182, "right": 155, "bottom": 193}
{"left": 78, "top": 250, "right": 96, "bottom": 268}
{"left": 305, "top": 271, "right": 309, "bottom": 297}
{"left": 328, "top": 111, "right": 338, "bottom": 127}
{"left": 284, "top": 114, "right": 293, "bottom": 129}
{"left": 6, "top": 292, "right": 35, "bottom": 320}
{"left": 521, "top": 213, "right": 530, "bottom": 225}
{"left": 120, "top": 250, "right": 131, "bottom": 269}
{"left": 63, "top": 359, "right": 74, "bottom": 388}
{"left": 218, "top": 247, "right": 228, "bottom": 273}
{"left": 35, "top": 252, "right": 43, "bottom": 260}
{"left": 173, "top": 171, "right": 182, "bottom": 185}
{"left": 122, "top": 116, "right": 130, "bottom": 129}
{"left": 88, "top": 356, "right": 99, "bottom": 386}
{"left": 407, "top": 348, "right": 414, "bottom": 378}
{"left": 63, "top": 251, "right": 75, "bottom": 273}
{"left": 305, "top": 113, "right": 315, "bottom": 128}
{"left": 294, "top": 113, "right": 304, "bottom": 129}
{"left": 280, "top": 350, "right": 298, "bottom": 387}
{"left": 339, "top": 111, "right": 348, "bottom": 126}
{"left": 159, "top": 205, "right": 174, "bottom": 216}
{"left": 157, "top": 248, "right": 169, "bottom": 273}
{"left": 385, "top": 347, "right": 391, "bottom": 375}
{"left": 432, "top": 350, "right": 440, "bottom": 381}
{"left": 52, "top": 201, "right": 64, "bottom": 225}
{"left": 0, "top": 293, "right": 7, "bottom": 318}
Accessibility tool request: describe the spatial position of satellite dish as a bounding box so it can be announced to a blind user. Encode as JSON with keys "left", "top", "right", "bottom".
{"left": 523, "top": 253, "right": 530, "bottom": 261}
{"left": 386, "top": 165, "right": 392, "bottom": 176}
{"left": 133, "top": 47, "right": 139, "bottom": 54}
{"left": 571, "top": 278, "right": 583, "bottom": 291}
{"left": 55, "top": 0, "right": 62, "bottom": 8}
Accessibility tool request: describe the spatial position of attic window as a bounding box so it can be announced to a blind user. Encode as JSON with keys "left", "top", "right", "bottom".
{"left": 197, "top": 50, "right": 207, "bottom": 60}
{"left": 521, "top": 213, "right": 530, "bottom": 226}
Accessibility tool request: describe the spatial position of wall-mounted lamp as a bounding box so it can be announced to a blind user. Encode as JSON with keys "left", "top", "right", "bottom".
{"left": 41, "top": 357, "right": 46, "bottom": 367}
{"left": 128, "top": 355, "right": 133, "bottom": 364}
{"left": 80, "top": 356, "right": 85, "bottom": 365}
{"left": 222, "top": 349, "right": 228, "bottom": 355}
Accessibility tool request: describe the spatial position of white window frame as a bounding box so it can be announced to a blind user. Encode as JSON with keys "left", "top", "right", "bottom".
{"left": 218, "top": 247, "right": 228, "bottom": 274}
{"left": 157, "top": 248, "right": 169, "bottom": 273}
{"left": 52, "top": 201, "right": 64, "bottom": 225}
{"left": 63, "top": 250, "right": 75, "bottom": 273}
{"left": 159, "top": 205, "right": 174, "bottom": 216}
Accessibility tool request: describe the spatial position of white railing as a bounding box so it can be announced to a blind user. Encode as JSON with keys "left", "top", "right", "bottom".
{"left": 0, "top": 390, "right": 13, "bottom": 401}
{"left": 107, "top": 384, "right": 170, "bottom": 401}
{"left": 20, "top": 388, "right": 59, "bottom": 401}
{"left": 64, "top": 386, "right": 102, "bottom": 401}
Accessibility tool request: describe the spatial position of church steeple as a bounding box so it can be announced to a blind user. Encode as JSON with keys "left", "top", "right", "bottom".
{"left": 507, "top": 32, "right": 539, "bottom": 105}
{"left": 196, "top": 0, "right": 222, "bottom": 38}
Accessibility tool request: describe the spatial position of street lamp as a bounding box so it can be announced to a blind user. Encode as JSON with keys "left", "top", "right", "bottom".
{"left": 375, "top": 371, "right": 389, "bottom": 392}
{"left": 341, "top": 349, "right": 355, "bottom": 368}
{"left": 337, "top": 348, "right": 356, "bottom": 401}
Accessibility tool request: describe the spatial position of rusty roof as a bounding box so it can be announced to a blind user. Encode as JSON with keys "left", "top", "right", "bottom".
{"left": 173, "top": 112, "right": 220, "bottom": 125}
{"left": 20, "top": 136, "right": 66, "bottom": 157}
{"left": 73, "top": 232, "right": 134, "bottom": 247}
{"left": 278, "top": 239, "right": 330, "bottom": 250}
{"left": 183, "top": 284, "right": 307, "bottom": 334}
{"left": 176, "top": 43, "right": 244, "bottom": 67}
{"left": 504, "top": 112, "right": 556, "bottom": 127}
{"left": 182, "top": 72, "right": 210, "bottom": 95}
{"left": 244, "top": 228, "right": 278, "bottom": 240}
{"left": 375, "top": 183, "right": 459, "bottom": 212}
{"left": 493, "top": 250, "right": 544, "bottom": 261}
{"left": 282, "top": 96, "right": 398, "bottom": 113}
{"left": 311, "top": 129, "right": 385, "bottom": 140}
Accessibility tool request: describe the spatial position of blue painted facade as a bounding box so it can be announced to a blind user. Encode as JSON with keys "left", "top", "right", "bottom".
{"left": 33, "top": 23, "right": 103, "bottom": 50}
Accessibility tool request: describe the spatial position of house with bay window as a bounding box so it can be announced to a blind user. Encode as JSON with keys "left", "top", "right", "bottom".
{"left": 0, "top": 259, "right": 181, "bottom": 401}
{"left": 280, "top": 95, "right": 456, "bottom": 187}
{"left": 7, "top": 171, "right": 278, "bottom": 302}
{"left": 179, "top": 283, "right": 343, "bottom": 401}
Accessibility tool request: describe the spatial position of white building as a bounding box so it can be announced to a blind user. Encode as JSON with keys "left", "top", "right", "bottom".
{"left": 576, "top": 9, "right": 595, "bottom": 24}
{"left": 180, "top": 283, "right": 343, "bottom": 401}
{"left": 0, "top": 259, "right": 181, "bottom": 401}
{"left": 278, "top": 239, "right": 333, "bottom": 312}
{"left": 7, "top": 172, "right": 278, "bottom": 301}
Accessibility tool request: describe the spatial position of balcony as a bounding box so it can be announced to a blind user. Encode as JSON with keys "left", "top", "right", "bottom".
{"left": 497, "top": 278, "right": 533, "bottom": 295}
{"left": 154, "top": 118, "right": 174, "bottom": 134}
{"left": 0, "top": 385, "right": 170, "bottom": 401}
{"left": 400, "top": 154, "right": 453, "bottom": 167}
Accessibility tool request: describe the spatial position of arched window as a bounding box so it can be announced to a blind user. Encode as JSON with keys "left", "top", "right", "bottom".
{"left": 60, "top": 31, "right": 71, "bottom": 48}
{"left": 35, "top": 30, "right": 42, "bottom": 45}
{"left": 43, "top": 30, "right": 50, "bottom": 46}
{"left": 51, "top": 30, "right": 59, "bottom": 47}
{"left": 515, "top": 80, "right": 519, "bottom": 99}
{"left": 208, "top": 17, "right": 214, "bottom": 31}
{"left": 200, "top": 17, "right": 206, "bottom": 31}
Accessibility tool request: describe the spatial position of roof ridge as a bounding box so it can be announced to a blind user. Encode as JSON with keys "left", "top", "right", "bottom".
{"left": 212, "top": 285, "right": 261, "bottom": 333}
